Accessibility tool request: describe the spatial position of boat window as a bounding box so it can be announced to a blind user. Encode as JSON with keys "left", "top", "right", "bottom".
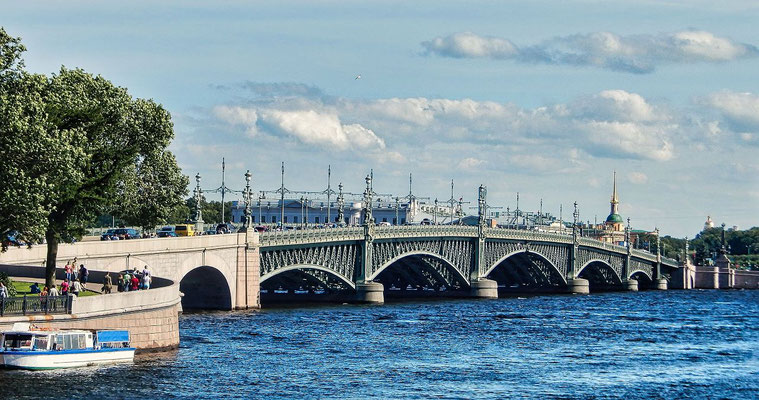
{"left": 33, "top": 336, "right": 49, "bottom": 351}
{"left": 3, "top": 334, "right": 33, "bottom": 349}
{"left": 55, "top": 333, "right": 87, "bottom": 350}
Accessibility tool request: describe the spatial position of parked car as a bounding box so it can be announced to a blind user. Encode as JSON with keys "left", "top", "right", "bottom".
{"left": 113, "top": 228, "right": 140, "bottom": 240}
{"left": 174, "top": 224, "right": 195, "bottom": 237}
{"left": 100, "top": 229, "right": 117, "bottom": 241}
{"left": 157, "top": 226, "right": 177, "bottom": 238}
{"left": 203, "top": 230, "right": 217, "bottom": 235}
{"left": 215, "top": 223, "right": 237, "bottom": 234}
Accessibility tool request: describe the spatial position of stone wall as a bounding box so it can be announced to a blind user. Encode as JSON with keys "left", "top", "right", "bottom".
{"left": 0, "top": 265, "right": 181, "bottom": 351}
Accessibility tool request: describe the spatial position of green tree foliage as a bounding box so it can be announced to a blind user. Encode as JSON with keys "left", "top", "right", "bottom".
{"left": 0, "top": 28, "right": 188, "bottom": 287}
{"left": 180, "top": 197, "right": 235, "bottom": 225}
{"left": 0, "top": 272, "right": 18, "bottom": 297}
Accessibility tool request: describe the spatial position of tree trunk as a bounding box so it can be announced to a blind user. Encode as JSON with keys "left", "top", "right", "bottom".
{"left": 45, "top": 229, "right": 59, "bottom": 289}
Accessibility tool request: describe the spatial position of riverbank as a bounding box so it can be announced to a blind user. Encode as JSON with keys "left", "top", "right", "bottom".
{"left": 0, "top": 264, "right": 180, "bottom": 351}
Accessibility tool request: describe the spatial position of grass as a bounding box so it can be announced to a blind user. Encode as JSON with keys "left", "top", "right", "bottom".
{"left": 11, "top": 280, "right": 99, "bottom": 297}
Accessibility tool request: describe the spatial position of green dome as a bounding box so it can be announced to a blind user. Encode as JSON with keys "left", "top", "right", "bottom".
{"left": 606, "top": 213, "right": 623, "bottom": 223}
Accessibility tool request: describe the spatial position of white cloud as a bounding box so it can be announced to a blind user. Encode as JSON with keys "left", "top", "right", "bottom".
{"left": 570, "top": 90, "right": 665, "bottom": 123}
{"left": 458, "top": 157, "right": 486, "bottom": 169}
{"left": 421, "top": 32, "right": 518, "bottom": 59}
{"left": 628, "top": 172, "right": 649, "bottom": 184}
{"left": 704, "top": 91, "right": 759, "bottom": 131}
{"left": 213, "top": 89, "right": 678, "bottom": 163}
{"left": 422, "top": 30, "right": 758, "bottom": 73}
{"left": 215, "top": 107, "right": 385, "bottom": 151}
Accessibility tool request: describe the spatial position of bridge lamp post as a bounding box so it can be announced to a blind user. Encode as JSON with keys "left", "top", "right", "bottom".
{"left": 193, "top": 173, "right": 204, "bottom": 230}
{"left": 363, "top": 174, "right": 374, "bottom": 225}
{"left": 395, "top": 196, "right": 400, "bottom": 226}
{"left": 434, "top": 198, "right": 438, "bottom": 225}
{"left": 337, "top": 183, "right": 345, "bottom": 226}
{"left": 243, "top": 170, "right": 252, "bottom": 229}
{"left": 300, "top": 196, "right": 305, "bottom": 228}
{"left": 305, "top": 197, "right": 309, "bottom": 228}
{"left": 258, "top": 192, "right": 265, "bottom": 226}
{"left": 572, "top": 202, "right": 579, "bottom": 242}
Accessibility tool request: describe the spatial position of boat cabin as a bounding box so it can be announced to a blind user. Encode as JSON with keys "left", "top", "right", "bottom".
{"left": 1, "top": 330, "right": 130, "bottom": 352}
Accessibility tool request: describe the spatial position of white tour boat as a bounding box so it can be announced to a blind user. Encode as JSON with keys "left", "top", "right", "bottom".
{"left": 0, "top": 323, "right": 135, "bottom": 370}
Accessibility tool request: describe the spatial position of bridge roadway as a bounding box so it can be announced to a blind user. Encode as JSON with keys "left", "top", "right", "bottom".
{"left": 0, "top": 225, "right": 678, "bottom": 309}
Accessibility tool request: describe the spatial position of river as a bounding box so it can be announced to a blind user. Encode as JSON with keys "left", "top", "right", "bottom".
{"left": 1, "top": 290, "right": 757, "bottom": 399}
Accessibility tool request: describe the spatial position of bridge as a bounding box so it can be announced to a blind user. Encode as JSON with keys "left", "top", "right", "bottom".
{"left": 0, "top": 223, "right": 679, "bottom": 309}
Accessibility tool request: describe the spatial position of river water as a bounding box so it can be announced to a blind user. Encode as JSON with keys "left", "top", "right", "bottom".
{"left": 1, "top": 290, "right": 757, "bottom": 399}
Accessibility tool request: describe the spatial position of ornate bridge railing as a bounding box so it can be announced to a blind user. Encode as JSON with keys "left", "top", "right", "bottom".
{"left": 260, "top": 227, "right": 363, "bottom": 247}
{"left": 373, "top": 225, "right": 478, "bottom": 239}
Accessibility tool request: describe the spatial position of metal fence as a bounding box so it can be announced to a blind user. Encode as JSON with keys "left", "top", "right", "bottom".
{"left": 0, "top": 295, "right": 72, "bottom": 316}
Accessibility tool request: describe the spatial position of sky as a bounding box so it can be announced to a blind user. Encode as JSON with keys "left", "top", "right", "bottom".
{"left": 4, "top": 0, "right": 759, "bottom": 237}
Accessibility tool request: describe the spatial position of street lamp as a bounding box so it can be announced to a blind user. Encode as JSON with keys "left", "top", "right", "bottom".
{"left": 243, "top": 170, "right": 252, "bottom": 229}
{"left": 300, "top": 196, "right": 305, "bottom": 228}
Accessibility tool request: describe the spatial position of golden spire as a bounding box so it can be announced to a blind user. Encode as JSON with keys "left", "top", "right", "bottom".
{"left": 610, "top": 171, "right": 619, "bottom": 216}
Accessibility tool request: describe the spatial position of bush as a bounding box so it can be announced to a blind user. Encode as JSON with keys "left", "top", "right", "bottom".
{"left": 0, "top": 272, "right": 18, "bottom": 297}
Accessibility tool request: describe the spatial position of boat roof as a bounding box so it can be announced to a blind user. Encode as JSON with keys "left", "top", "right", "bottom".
{"left": 2, "top": 329, "right": 92, "bottom": 336}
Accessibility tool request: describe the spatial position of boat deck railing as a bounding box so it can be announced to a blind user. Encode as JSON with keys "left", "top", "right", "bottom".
{"left": 0, "top": 295, "right": 72, "bottom": 317}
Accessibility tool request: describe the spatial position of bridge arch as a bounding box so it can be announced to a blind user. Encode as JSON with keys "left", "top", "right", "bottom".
{"left": 577, "top": 259, "right": 623, "bottom": 290}
{"left": 484, "top": 249, "right": 567, "bottom": 291}
{"left": 179, "top": 265, "right": 232, "bottom": 310}
{"left": 369, "top": 251, "right": 470, "bottom": 291}
{"left": 260, "top": 264, "right": 356, "bottom": 290}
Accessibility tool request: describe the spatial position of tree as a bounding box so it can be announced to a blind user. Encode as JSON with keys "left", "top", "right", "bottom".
{"left": 0, "top": 29, "right": 188, "bottom": 288}
{"left": 1, "top": 28, "right": 78, "bottom": 249}
{"left": 112, "top": 150, "right": 189, "bottom": 231}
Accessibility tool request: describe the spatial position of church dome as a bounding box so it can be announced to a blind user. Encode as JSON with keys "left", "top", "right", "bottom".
{"left": 606, "top": 213, "right": 623, "bottom": 224}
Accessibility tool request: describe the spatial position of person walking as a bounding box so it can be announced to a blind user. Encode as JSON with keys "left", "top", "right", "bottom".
{"left": 102, "top": 273, "right": 113, "bottom": 294}
{"left": 64, "top": 261, "right": 73, "bottom": 281}
{"left": 142, "top": 272, "right": 151, "bottom": 290}
{"left": 48, "top": 285, "right": 59, "bottom": 296}
{"left": 71, "top": 279, "right": 82, "bottom": 296}
{"left": 61, "top": 279, "right": 69, "bottom": 296}
{"left": 79, "top": 264, "right": 89, "bottom": 285}
{"left": 130, "top": 274, "right": 140, "bottom": 291}
{"left": 117, "top": 274, "right": 125, "bottom": 292}
{"left": 0, "top": 282, "right": 8, "bottom": 298}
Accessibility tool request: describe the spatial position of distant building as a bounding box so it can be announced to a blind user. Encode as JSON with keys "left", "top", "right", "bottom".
{"left": 229, "top": 196, "right": 461, "bottom": 226}
{"left": 704, "top": 216, "right": 714, "bottom": 231}
{"left": 594, "top": 172, "right": 626, "bottom": 245}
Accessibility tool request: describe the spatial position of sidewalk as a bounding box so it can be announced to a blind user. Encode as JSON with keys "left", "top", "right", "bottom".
{"left": 11, "top": 276, "right": 104, "bottom": 294}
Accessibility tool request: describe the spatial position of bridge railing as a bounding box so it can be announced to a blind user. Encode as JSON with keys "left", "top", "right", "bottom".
{"left": 0, "top": 295, "right": 72, "bottom": 316}
{"left": 373, "top": 225, "right": 479, "bottom": 238}
{"left": 260, "top": 227, "right": 364, "bottom": 246}
{"left": 485, "top": 228, "right": 574, "bottom": 244}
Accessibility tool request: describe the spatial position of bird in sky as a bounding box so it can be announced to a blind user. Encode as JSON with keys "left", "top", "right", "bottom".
{"left": 355, "top": 74, "right": 361, "bottom": 80}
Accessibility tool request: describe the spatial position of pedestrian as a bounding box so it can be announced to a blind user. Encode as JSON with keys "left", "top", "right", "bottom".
{"left": 102, "top": 273, "right": 113, "bottom": 294}
{"left": 142, "top": 273, "right": 151, "bottom": 290}
{"left": 0, "top": 282, "right": 8, "bottom": 298}
{"left": 130, "top": 274, "right": 140, "bottom": 291}
{"left": 71, "top": 279, "right": 82, "bottom": 296}
{"left": 123, "top": 272, "right": 131, "bottom": 292}
{"left": 39, "top": 286, "right": 49, "bottom": 311}
{"left": 64, "top": 261, "right": 73, "bottom": 281}
{"left": 61, "top": 279, "right": 69, "bottom": 296}
{"left": 79, "top": 264, "right": 89, "bottom": 284}
{"left": 48, "top": 285, "right": 59, "bottom": 296}
{"left": 117, "top": 274, "right": 125, "bottom": 292}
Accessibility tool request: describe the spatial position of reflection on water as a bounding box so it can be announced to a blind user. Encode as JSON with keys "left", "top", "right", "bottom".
{"left": 1, "top": 290, "right": 757, "bottom": 399}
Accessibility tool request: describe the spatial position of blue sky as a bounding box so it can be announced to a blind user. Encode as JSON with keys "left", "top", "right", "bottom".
{"left": 4, "top": 0, "right": 759, "bottom": 237}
